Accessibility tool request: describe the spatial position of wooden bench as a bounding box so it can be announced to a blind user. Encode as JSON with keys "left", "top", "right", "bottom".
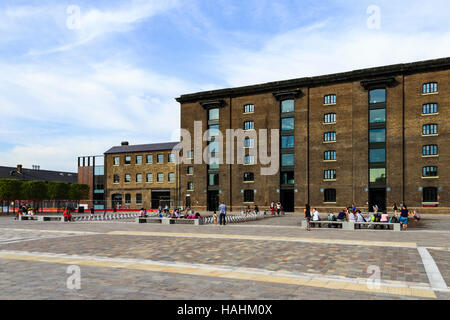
{"left": 37, "top": 216, "right": 65, "bottom": 222}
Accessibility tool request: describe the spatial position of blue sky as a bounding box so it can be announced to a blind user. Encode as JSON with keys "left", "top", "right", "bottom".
{"left": 0, "top": 0, "right": 449, "bottom": 172}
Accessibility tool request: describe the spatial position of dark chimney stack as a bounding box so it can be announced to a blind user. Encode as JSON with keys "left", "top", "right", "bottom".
{"left": 17, "top": 164, "right": 23, "bottom": 174}
{"left": 121, "top": 141, "right": 129, "bottom": 146}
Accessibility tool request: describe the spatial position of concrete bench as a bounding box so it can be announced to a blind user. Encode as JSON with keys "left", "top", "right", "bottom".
{"left": 136, "top": 217, "right": 163, "bottom": 224}
{"left": 18, "top": 215, "right": 38, "bottom": 221}
{"left": 353, "top": 221, "right": 400, "bottom": 231}
{"left": 302, "top": 220, "right": 344, "bottom": 229}
{"left": 37, "top": 216, "right": 65, "bottom": 222}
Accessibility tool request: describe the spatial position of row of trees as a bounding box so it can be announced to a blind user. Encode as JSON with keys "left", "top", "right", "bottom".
{"left": 0, "top": 179, "right": 90, "bottom": 213}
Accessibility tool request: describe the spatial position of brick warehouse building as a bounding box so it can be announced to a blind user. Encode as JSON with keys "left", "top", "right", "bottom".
{"left": 104, "top": 142, "right": 180, "bottom": 210}
{"left": 176, "top": 57, "right": 450, "bottom": 214}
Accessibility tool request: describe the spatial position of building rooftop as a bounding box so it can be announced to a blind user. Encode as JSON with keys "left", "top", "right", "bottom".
{"left": 0, "top": 166, "right": 78, "bottom": 183}
{"left": 176, "top": 56, "right": 450, "bottom": 103}
{"left": 104, "top": 142, "right": 180, "bottom": 155}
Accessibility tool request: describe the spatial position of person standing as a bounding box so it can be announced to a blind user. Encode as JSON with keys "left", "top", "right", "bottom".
{"left": 218, "top": 202, "right": 227, "bottom": 226}
{"left": 276, "top": 202, "right": 281, "bottom": 216}
{"left": 399, "top": 205, "right": 409, "bottom": 231}
{"left": 304, "top": 204, "right": 311, "bottom": 231}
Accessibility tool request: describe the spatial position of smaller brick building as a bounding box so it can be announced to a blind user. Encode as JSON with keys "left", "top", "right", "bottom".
{"left": 104, "top": 142, "right": 180, "bottom": 210}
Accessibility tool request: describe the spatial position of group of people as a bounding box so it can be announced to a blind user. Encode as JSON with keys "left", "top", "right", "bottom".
{"left": 304, "top": 203, "right": 421, "bottom": 231}
{"left": 269, "top": 202, "right": 284, "bottom": 216}
{"left": 14, "top": 205, "right": 36, "bottom": 219}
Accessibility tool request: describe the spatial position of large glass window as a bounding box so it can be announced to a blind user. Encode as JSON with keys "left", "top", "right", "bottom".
{"left": 114, "top": 157, "right": 120, "bottom": 165}
{"left": 324, "top": 132, "right": 336, "bottom": 142}
{"left": 369, "top": 129, "right": 386, "bottom": 143}
{"left": 187, "top": 182, "right": 194, "bottom": 191}
{"left": 136, "top": 194, "right": 142, "bottom": 204}
{"left": 423, "top": 166, "right": 438, "bottom": 177}
{"left": 369, "top": 89, "right": 386, "bottom": 104}
{"left": 244, "top": 121, "right": 255, "bottom": 130}
{"left": 423, "top": 82, "right": 438, "bottom": 94}
{"left": 281, "top": 172, "right": 294, "bottom": 185}
{"left": 168, "top": 153, "right": 175, "bottom": 163}
{"left": 157, "top": 173, "right": 164, "bottom": 182}
{"left": 324, "top": 150, "right": 336, "bottom": 161}
{"left": 244, "top": 190, "right": 254, "bottom": 202}
{"left": 244, "top": 138, "right": 254, "bottom": 148}
{"left": 281, "top": 99, "right": 294, "bottom": 113}
{"left": 136, "top": 155, "right": 142, "bottom": 165}
{"left": 281, "top": 118, "right": 294, "bottom": 131}
{"left": 168, "top": 172, "right": 175, "bottom": 183}
{"left": 125, "top": 194, "right": 131, "bottom": 204}
{"left": 125, "top": 174, "right": 131, "bottom": 183}
{"left": 146, "top": 173, "right": 153, "bottom": 183}
{"left": 125, "top": 156, "right": 131, "bottom": 165}
{"left": 244, "top": 104, "right": 254, "bottom": 113}
{"left": 324, "top": 113, "right": 336, "bottom": 123}
{"left": 423, "top": 145, "right": 438, "bottom": 156}
{"left": 146, "top": 155, "right": 153, "bottom": 164}
{"left": 423, "top": 187, "right": 438, "bottom": 203}
{"left": 281, "top": 136, "right": 294, "bottom": 149}
{"left": 113, "top": 175, "right": 120, "bottom": 183}
{"left": 209, "top": 108, "right": 219, "bottom": 121}
{"left": 208, "top": 173, "right": 219, "bottom": 186}
{"left": 370, "top": 149, "right": 386, "bottom": 163}
{"left": 369, "top": 109, "right": 386, "bottom": 124}
{"left": 136, "top": 173, "right": 142, "bottom": 183}
{"left": 423, "top": 124, "right": 438, "bottom": 135}
{"left": 423, "top": 103, "right": 438, "bottom": 114}
{"left": 187, "top": 166, "right": 194, "bottom": 175}
{"left": 324, "top": 189, "right": 336, "bottom": 202}
{"left": 370, "top": 168, "right": 386, "bottom": 184}
{"left": 324, "top": 95, "right": 336, "bottom": 105}
{"left": 324, "top": 170, "right": 336, "bottom": 180}
{"left": 281, "top": 153, "right": 294, "bottom": 167}
{"left": 244, "top": 155, "right": 255, "bottom": 165}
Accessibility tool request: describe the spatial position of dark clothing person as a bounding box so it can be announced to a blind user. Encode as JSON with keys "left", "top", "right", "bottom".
{"left": 337, "top": 211, "right": 346, "bottom": 221}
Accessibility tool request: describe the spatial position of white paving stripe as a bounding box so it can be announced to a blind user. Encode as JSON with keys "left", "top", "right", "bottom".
{"left": 417, "top": 247, "right": 448, "bottom": 290}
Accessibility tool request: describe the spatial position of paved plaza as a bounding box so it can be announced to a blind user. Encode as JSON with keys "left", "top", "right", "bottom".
{"left": 0, "top": 214, "right": 449, "bottom": 300}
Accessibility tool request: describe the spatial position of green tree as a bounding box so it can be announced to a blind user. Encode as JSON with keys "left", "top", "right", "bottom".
{"left": 47, "top": 182, "right": 70, "bottom": 212}
{"left": 69, "top": 184, "right": 90, "bottom": 201}
{"left": 22, "top": 181, "right": 48, "bottom": 212}
{"left": 0, "top": 179, "right": 24, "bottom": 214}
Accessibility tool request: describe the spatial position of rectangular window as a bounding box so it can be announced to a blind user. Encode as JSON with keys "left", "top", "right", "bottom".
{"left": 188, "top": 150, "right": 194, "bottom": 159}
{"left": 281, "top": 136, "right": 294, "bottom": 149}
{"left": 324, "top": 94, "right": 336, "bottom": 105}
{"left": 146, "top": 173, "right": 153, "bottom": 183}
{"left": 324, "top": 113, "right": 336, "bottom": 123}
{"left": 281, "top": 153, "right": 294, "bottom": 167}
{"left": 324, "top": 132, "right": 336, "bottom": 142}
{"left": 423, "top": 82, "right": 438, "bottom": 94}
{"left": 208, "top": 173, "right": 219, "bottom": 186}
{"left": 369, "top": 129, "right": 386, "bottom": 143}
{"left": 369, "top": 109, "right": 386, "bottom": 124}
{"left": 281, "top": 118, "right": 294, "bottom": 131}
{"left": 113, "top": 174, "right": 120, "bottom": 183}
{"left": 125, "top": 194, "right": 131, "bottom": 204}
{"left": 208, "top": 125, "right": 220, "bottom": 139}
{"left": 114, "top": 157, "right": 120, "bottom": 166}
{"left": 324, "top": 150, "right": 336, "bottom": 161}
{"left": 209, "top": 108, "right": 219, "bottom": 121}
{"left": 168, "top": 172, "right": 175, "bottom": 183}
{"left": 281, "top": 172, "right": 294, "bottom": 185}
{"left": 324, "top": 189, "right": 336, "bottom": 202}
{"left": 370, "top": 149, "right": 386, "bottom": 163}
{"left": 244, "top": 172, "right": 254, "bottom": 182}
{"left": 281, "top": 99, "right": 294, "bottom": 113}
{"left": 244, "top": 104, "right": 254, "bottom": 113}
{"left": 208, "top": 158, "right": 220, "bottom": 169}
{"left": 423, "top": 145, "right": 438, "bottom": 156}
{"left": 244, "top": 155, "right": 255, "bottom": 165}
{"left": 324, "top": 170, "right": 336, "bottom": 180}
{"left": 423, "top": 166, "right": 438, "bottom": 177}
{"left": 423, "top": 187, "right": 438, "bottom": 203}
{"left": 244, "top": 121, "right": 255, "bottom": 130}
{"left": 136, "top": 155, "right": 143, "bottom": 165}
{"left": 370, "top": 168, "right": 386, "bottom": 184}
{"left": 157, "top": 154, "right": 164, "bottom": 163}
{"left": 136, "top": 173, "right": 142, "bottom": 183}
{"left": 125, "top": 174, "right": 131, "bottom": 183}
{"left": 157, "top": 173, "right": 164, "bottom": 182}
{"left": 423, "top": 103, "right": 438, "bottom": 114}
{"left": 369, "top": 89, "right": 386, "bottom": 104}
{"left": 423, "top": 124, "right": 438, "bottom": 135}
{"left": 244, "top": 138, "right": 255, "bottom": 148}
{"left": 125, "top": 156, "right": 131, "bottom": 165}
{"left": 146, "top": 155, "right": 153, "bottom": 164}
{"left": 168, "top": 153, "right": 175, "bottom": 163}
{"left": 187, "top": 166, "right": 194, "bottom": 175}
{"left": 244, "top": 190, "right": 254, "bottom": 203}
{"left": 187, "top": 182, "right": 194, "bottom": 191}
{"left": 136, "top": 194, "right": 142, "bottom": 204}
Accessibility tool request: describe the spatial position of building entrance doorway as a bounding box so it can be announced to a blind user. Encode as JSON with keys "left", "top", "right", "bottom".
{"left": 280, "top": 189, "right": 295, "bottom": 212}
{"left": 111, "top": 194, "right": 122, "bottom": 209}
{"left": 151, "top": 190, "right": 171, "bottom": 209}
{"left": 369, "top": 188, "right": 386, "bottom": 212}
{"left": 207, "top": 191, "right": 219, "bottom": 212}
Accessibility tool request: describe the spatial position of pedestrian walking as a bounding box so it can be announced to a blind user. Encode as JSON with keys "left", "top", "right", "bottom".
{"left": 218, "top": 202, "right": 227, "bottom": 226}
{"left": 304, "top": 204, "right": 311, "bottom": 231}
